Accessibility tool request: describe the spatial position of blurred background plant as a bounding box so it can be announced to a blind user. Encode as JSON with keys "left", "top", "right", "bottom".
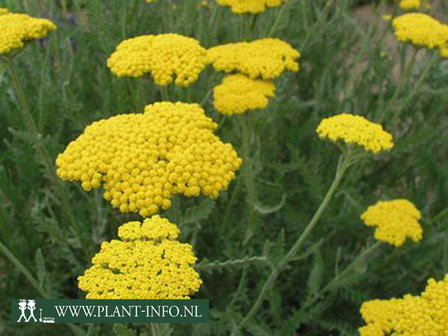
{"left": 0, "top": 0, "right": 447, "bottom": 335}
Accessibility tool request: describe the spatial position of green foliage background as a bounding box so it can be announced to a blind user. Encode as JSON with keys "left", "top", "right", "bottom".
{"left": 0, "top": 0, "right": 447, "bottom": 335}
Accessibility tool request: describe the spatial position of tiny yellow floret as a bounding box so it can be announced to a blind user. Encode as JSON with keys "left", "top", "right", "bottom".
{"left": 397, "top": 0, "right": 430, "bottom": 11}
{"left": 0, "top": 11, "right": 56, "bottom": 55}
{"left": 361, "top": 199, "right": 422, "bottom": 247}
{"left": 78, "top": 215, "right": 202, "bottom": 299}
{"left": 393, "top": 13, "right": 448, "bottom": 52}
{"left": 107, "top": 34, "right": 208, "bottom": 87}
{"left": 56, "top": 102, "right": 242, "bottom": 217}
{"left": 316, "top": 114, "right": 394, "bottom": 154}
{"left": 359, "top": 274, "right": 448, "bottom": 335}
{"left": 216, "top": 0, "right": 286, "bottom": 14}
{"left": 213, "top": 74, "right": 275, "bottom": 115}
{"left": 208, "top": 38, "right": 300, "bottom": 80}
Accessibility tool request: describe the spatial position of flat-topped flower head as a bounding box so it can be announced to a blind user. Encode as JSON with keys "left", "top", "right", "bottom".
{"left": 393, "top": 13, "right": 448, "bottom": 51}
{"left": 56, "top": 102, "right": 242, "bottom": 217}
{"left": 359, "top": 274, "right": 448, "bottom": 335}
{"left": 216, "top": 0, "right": 286, "bottom": 14}
{"left": 107, "top": 34, "right": 208, "bottom": 87}
{"left": 208, "top": 38, "right": 300, "bottom": 80}
{"left": 361, "top": 199, "right": 422, "bottom": 247}
{"left": 78, "top": 215, "right": 202, "bottom": 299}
{"left": 397, "top": 0, "right": 430, "bottom": 10}
{"left": 317, "top": 114, "right": 394, "bottom": 154}
{"left": 0, "top": 11, "right": 56, "bottom": 55}
{"left": 213, "top": 74, "right": 275, "bottom": 115}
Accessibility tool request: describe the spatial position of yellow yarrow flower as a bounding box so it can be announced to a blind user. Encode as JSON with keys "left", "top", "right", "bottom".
{"left": 361, "top": 199, "right": 422, "bottom": 247}
{"left": 0, "top": 12, "right": 56, "bottom": 55}
{"left": 316, "top": 114, "right": 394, "bottom": 154}
{"left": 397, "top": 0, "right": 430, "bottom": 11}
{"left": 213, "top": 74, "right": 275, "bottom": 115}
{"left": 0, "top": 8, "right": 9, "bottom": 15}
{"left": 56, "top": 102, "right": 242, "bottom": 217}
{"left": 107, "top": 34, "right": 208, "bottom": 87}
{"left": 216, "top": 0, "right": 286, "bottom": 14}
{"left": 359, "top": 274, "right": 448, "bottom": 335}
{"left": 208, "top": 38, "right": 300, "bottom": 80}
{"left": 393, "top": 13, "right": 448, "bottom": 52}
{"left": 78, "top": 215, "right": 202, "bottom": 299}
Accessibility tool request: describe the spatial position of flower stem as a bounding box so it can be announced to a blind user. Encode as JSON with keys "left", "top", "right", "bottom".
{"left": 151, "top": 323, "right": 163, "bottom": 336}
{"left": 161, "top": 86, "right": 170, "bottom": 101}
{"left": 268, "top": 4, "right": 287, "bottom": 37}
{"left": 390, "top": 54, "right": 437, "bottom": 122}
{"left": 236, "top": 153, "right": 353, "bottom": 331}
{"left": 0, "top": 241, "right": 49, "bottom": 298}
{"left": 195, "top": 256, "right": 268, "bottom": 272}
{"left": 0, "top": 241, "right": 85, "bottom": 335}
{"left": 300, "top": 0, "right": 335, "bottom": 50}
{"left": 0, "top": 55, "right": 87, "bottom": 258}
{"left": 239, "top": 114, "right": 256, "bottom": 243}
{"left": 298, "top": 241, "right": 381, "bottom": 313}
{"left": 220, "top": 176, "right": 242, "bottom": 235}
{"left": 377, "top": 48, "right": 419, "bottom": 123}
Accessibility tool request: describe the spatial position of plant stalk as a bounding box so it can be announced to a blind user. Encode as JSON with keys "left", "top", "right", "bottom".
{"left": 377, "top": 48, "right": 419, "bottom": 123}
{"left": 300, "top": 241, "right": 381, "bottom": 314}
{"left": 151, "top": 323, "right": 163, "bottom": 336}
{"left": 236, "top": 153, "right": 352, "bottom": 331}
{"left": 1, "top": 55, "right": 87, "bottom": 258}
{"left": 240, "top": 114, "right": 256, "bottom": 242}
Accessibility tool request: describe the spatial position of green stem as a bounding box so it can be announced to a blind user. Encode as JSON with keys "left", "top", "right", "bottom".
{"left": 432, "top": 207, "right": 448, "bottom": 223}
{"left": 268, "top": 4, "right": 287, "bottom": 37}
{"left": 240, "top": 114, "right": 256, "bottom": 243}
{"left": 236, "top": 153, "right": 352, "bottom": 331}
{"left": 174, "top": 195, "right": 181, "bottom": 225}
{"left": 0, "top": 241, "right": 49, "bottom": 298}
{"left": 0, "top": 241, "right": 85, "bottom": 335}
{"left": 300, "top": 0, "right": 335, "bottom": 50}
{"left": 1, "top": 55, "right": 88, "bottom": 259}
{"left": 299, "top": 241, "right": 381, "bottom": 313}
{"left": 196, "top": 256, "right": 267, "bottom": 272}
{"left": 378, "top": 48, "right": 419, "bottom": 123}
{"left": 122, "top": 0, "right": 128, "bottom": 38}
{"left": 161, "top": 86, "right": 170, "bottom": 101}
{"left": 220, "top": 176, "right": 242, "bottom": 235}
{"left": 390, "top": 54, "right": 437, "bottom": 122}
{"left": 151, "top": 323, "right": 162, "bottom": 336}
{"left": 209, "top": 4, "right": 221, "bottom": 45}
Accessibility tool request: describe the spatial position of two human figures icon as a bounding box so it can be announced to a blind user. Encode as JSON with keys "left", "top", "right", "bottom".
{"left": 17, "top": 299, "right": 38, "bottom": 322}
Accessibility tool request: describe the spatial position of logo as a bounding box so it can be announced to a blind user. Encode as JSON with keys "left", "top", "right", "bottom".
{"left": 16, "top": 299, "right": 55, "bottom": 323}
{"left": 12, "top": 299, "right": 209, "bottom": 324}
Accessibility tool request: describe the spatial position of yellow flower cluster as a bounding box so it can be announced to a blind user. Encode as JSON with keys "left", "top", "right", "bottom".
{"left": 78, "top": 215, "right": 202, "bottom": 299}
{"left": 316, "top": 114, "right": 394, "bottom": 154}
{"left": 107, "top": 34, "right": 208, "bottom": 86}
{"left": 361, "top": 199, "right": 422, "bottom": 247}
{"left": 216, "top": 0, "right": 286, "bottom": 14}
{"left": 393, "top": 13, "right": 448, "bottom": 56}
{"left": 56, "top": 102, "right": 242, "bottom": 217}
{"left": 208, "top": 38, "right": 300, "bottom": 79}
{"left": 0, "top": 11, "right": 56, "bottom": 55}
{"left": 359, "top": 274, "right": 448, "bottom": 335}
{"left": 213, "top": 74, "right": 275, "bottom": 115}
{"left": 397, "top": 0, "right": 430, "bottom": 10}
